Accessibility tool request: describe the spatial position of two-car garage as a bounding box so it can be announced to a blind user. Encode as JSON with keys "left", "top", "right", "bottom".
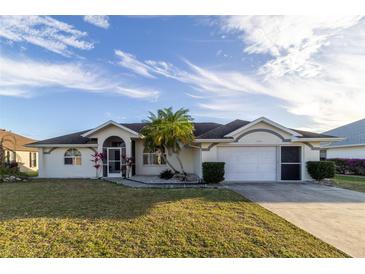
{"left": 217, "top": 146, "right": 302, "bottom": 181}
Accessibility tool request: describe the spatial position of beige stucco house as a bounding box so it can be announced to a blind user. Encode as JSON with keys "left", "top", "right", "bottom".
{"left": 0, "top": 129, "right": 38, "bottom": 172}
{"left": 27, "top": 117, "right": 341, "bottom": 181}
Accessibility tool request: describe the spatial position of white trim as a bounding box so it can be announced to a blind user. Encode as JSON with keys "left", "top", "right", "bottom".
{"left": 292, "top": 137, "right": 344, "bottom": 142}
{"left": 195, "top": 138, "right": 233, "bottom": 143}
{"left": 224, "top": 117, "right": 302, "bottom": 138}
{"left": 81, "top": 120, "right": 139, "bottom": 137}
{"left": 107, "top": 147, "right": 123, "bottom": 177}
{"left": 321, "top": 143, "right": 365, "bottom": 149}
{"left": 26, "top": 144, "right": 98, "bottom": 148}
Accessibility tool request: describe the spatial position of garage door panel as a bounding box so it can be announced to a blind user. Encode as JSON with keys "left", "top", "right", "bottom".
{"left": 218, "top": 146, "right": 277, "bottom": 181}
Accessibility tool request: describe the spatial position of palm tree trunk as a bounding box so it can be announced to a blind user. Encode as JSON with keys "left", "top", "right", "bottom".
{"left": 175, "top": 154, "right": 186, "bottom": 175}
{"left": 160, "top": 153, "right": 179, "bottom": 173}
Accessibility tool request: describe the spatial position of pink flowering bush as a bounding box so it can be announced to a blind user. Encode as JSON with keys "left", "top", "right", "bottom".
{"left": 328, "top": 158, "right": 365, "bottom": 176}
{"left": 91, "top": 152, "right": 104, "bottom": 178}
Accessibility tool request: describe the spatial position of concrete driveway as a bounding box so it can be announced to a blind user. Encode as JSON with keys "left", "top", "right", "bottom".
{"left": 225, "top": 182, "right": 365, "bottom": 257}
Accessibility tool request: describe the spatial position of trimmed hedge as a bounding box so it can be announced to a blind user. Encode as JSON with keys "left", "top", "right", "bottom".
{"left": 328, "top": 158, "right": 365, "bottom": 176}
{"left": 202, "top": 162, "right": 225, "bottom": 184}
{"left": 307, "top": 161, "right": 335, "bottom": 181}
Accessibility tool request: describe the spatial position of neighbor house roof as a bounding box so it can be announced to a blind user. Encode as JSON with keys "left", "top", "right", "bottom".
{"left": 322, "top": 118, "right": 365, "bottom": 148}
{"left": 0, "top": 129, "right": 38, "bottom": 152}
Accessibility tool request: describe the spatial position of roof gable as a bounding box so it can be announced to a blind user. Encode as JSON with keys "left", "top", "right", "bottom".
{"left": 81, "top": 120, "right": 140, "bottom": 137}
{"left": 224, "top": 117, "right": 302, "bottom": 138}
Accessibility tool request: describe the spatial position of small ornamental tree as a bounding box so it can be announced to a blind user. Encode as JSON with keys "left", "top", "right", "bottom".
{"left": 91, "top": 152, "right": 104, "bottom": 178}
{"left": 140, "top": 107, "right": 195, "bottom": 176}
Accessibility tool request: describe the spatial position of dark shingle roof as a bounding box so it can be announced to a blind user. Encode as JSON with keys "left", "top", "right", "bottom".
{"left": 30, "top": 120, "right": 335, "bottom": 145}
{"left": 196, "top": 119, "right": 250, "bottom": 139}
{"left": 30, "top": 130, "right": 95, "bottom": 145}
{"left": 30, "top": 122, "right": 223, "bottom": 145}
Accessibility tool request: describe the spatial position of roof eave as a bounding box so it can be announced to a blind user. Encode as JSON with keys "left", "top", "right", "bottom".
{"left": 291, "top": 137, "right": 345, "bottom": 142}
{"left": 25, "top": 144, "right": 98, "bottom": 148}
{"left": 195, "top": 138, "right": 234, "bottom": 143}
{"left": 321, "top": 143, "right": 365, "bottom": 149}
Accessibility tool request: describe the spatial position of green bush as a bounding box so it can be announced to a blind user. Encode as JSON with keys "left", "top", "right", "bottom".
{"left": 307, "top": 161, "right": 335, "bottom": 181}
{"left": 202, "top": 162, "right": 225, "bottom": 184}
{"left": 159, "top": 169, "right": 174, "bottom": 180}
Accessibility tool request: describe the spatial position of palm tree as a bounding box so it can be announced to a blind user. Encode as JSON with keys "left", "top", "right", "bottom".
{"left": 140, "top": 107, "right": 194, "bottom": 175}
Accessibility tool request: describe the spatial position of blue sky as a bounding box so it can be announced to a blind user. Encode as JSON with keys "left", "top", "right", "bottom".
{"left": 1, "top": 16, "right": 365, "bottom": 140}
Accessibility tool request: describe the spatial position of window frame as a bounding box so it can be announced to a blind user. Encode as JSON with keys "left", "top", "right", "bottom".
{"left": 29, "top": 152, "right": 37, "bottom": 168}
{"left": 143, "top": 147, "right": 166, "bottom": 166}
{"left": 64, "top": 148, "right": 82, "bottom": 166}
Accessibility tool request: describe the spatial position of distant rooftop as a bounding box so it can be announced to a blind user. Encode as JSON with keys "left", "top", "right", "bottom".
{"left": 323, "top": 118, "right": 365, "bottom": 147}
{"left": 0, "top": 129, "right": 38, "bottom": 152}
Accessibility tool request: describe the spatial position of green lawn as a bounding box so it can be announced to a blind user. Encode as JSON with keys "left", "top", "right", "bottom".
{"left": 0, "top": 179, "right": 347, "bottom": 258}
{"left": 333, "top": 175, "right": 365, "bottom": 193}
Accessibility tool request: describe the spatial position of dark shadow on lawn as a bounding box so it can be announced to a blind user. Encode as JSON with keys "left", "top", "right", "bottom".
{"left": 0, "top": 179, "right": 245, "bottom": 221}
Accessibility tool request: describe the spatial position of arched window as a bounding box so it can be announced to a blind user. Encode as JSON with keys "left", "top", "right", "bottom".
{"left": 143, "top": 147, "right": 166, "bottom": 165}
{"left": 64, "top": 148, "right": 81, "bottom": 165}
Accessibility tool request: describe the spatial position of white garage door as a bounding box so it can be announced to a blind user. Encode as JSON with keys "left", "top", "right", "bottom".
{"left": 217, "top": 146, "right": 277, "bottom": 181}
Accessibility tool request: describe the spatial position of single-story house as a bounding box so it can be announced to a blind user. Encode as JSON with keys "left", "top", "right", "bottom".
{"left": 321, "top": 118, "right": 365, "bottom": 159}
{"left": 27, "top": 117, "right": 341, "bottom": 182}
{"left": 0, "top": 129, "right": 38, "bottom": 172}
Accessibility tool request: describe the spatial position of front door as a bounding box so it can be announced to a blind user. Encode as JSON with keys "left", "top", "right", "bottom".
{"left": 107, "top": 148, "right": 122, "bottom": 177}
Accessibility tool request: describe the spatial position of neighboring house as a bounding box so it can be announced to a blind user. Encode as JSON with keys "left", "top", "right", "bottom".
{"left": 27, "top": 117, "right": 340, "bottom": 181}
{"left": 0, "top": 129, "right": 38, "bottom": 172}
{"left": 321, "top": 118, "right": 365, "bottom": 159}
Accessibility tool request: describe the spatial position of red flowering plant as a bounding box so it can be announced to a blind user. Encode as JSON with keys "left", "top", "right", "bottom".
{"left": 91, "top": 152, "right": 104, "bottom": 178}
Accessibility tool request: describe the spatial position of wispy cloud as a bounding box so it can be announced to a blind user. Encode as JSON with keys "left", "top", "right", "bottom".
{"left": 115, "top": 50, "right": 156, "bottom": 78}
{"left": 0, "top": 56, "right": 159, "bottom": 100}
{"left": 84, "top": 16, "right": 110, "bottom": 29}
{"left": 219, "top": 16, "right": 363, "bottom": 79}
{"left": 0, "top": 16, "right": 94, "bottom": 56}
{"left": 115, "top": 15, "right": 365, "bottom": 133}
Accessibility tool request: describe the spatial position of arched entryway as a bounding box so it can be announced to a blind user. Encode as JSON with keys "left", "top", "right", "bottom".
{"left": 102, "top": 136, "right": 126, "bottom": 177}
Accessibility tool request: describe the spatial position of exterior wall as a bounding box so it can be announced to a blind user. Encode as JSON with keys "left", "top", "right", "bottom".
{"left": 302, "top": 142, "right": 320, "bottom": 180}
{"left": 192, "top": 148, "right": 202, "bottom": 177}
{"left": 326, "top": 146, "right": 365, "bottom": 159}
{"left": 4, "top": 149, "right": 38, "bottom": 172}
{"left": 134, "top": 140, "right": 196, "bottom": 175}
{"left": 38, "top": 147, "right": 95, "bottom": 178}
{"left": 15, "top": 150, "right": 38, "bottom": 172}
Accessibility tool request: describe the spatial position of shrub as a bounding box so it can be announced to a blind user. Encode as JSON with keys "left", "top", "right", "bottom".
{"left": 159, "top": 169, "right": 174, "bottom": 180}
{"left": 202, "top": 162, "right": 225, "bottom": 184}
{"left": 328, "top": 158, "right": 365, "bottom": 176}
{"left": 307, "top": 161, "right": 335, "bottom": 181}
{"left": 0, "top": 166, "right": 29, "bottom": 183}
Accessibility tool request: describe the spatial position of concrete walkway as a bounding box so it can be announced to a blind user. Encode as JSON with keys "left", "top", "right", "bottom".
{"left": 103, "top": 177, "right": 221, "bottom": 189}
{"left": 225, "top": 182, "right": 365, "bottom": 257}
